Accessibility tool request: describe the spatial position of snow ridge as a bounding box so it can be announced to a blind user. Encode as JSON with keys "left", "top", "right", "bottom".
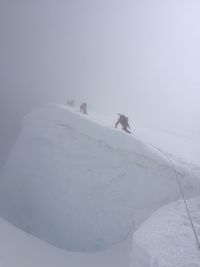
{"left": 0, "top": 104, "right": 199, "bottom": 258}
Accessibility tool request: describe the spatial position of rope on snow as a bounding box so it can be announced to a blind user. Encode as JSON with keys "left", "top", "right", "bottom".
{"left": 150, "top": 144, "right": 200, "bottom": 251}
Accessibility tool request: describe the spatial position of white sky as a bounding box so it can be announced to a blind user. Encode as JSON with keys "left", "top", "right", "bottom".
{"left": 0, "top": 0, "right": 200, "bottom": 166}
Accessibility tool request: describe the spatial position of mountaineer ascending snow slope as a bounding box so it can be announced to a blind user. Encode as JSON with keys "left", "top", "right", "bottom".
{"left": 0, "top": 104, "right": 199, "bottom": 266}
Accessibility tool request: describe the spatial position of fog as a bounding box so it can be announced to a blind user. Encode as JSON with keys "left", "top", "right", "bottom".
{"left": 0, "top": 0, "right": 200, "bottom": 169}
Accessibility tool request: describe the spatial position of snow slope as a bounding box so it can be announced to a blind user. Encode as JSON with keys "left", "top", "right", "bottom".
{"left": 0, "top": 104, "right": 199, "bottom": 254}
{"left": 0, "top": 217, "right": 130, "bottom": 267}
{"left": 131, "top": 197, "right": 200, "bottom": 267}
{"left": 136, "top": 125, "right": 200, "bottom": 178}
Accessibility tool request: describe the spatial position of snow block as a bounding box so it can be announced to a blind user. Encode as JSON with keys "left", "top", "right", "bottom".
{"left": 0, "top": 104, "right": 199, "bottom": 252}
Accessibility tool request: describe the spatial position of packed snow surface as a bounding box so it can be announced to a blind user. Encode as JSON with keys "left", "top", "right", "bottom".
{"left": 0, "top": 104, "right": 199, "bottom": 253}
{"left": 131, "top": 197, "right": 200, "bottom": 267}
{"left": 0, "top": 217, "right": 130, "bottom": 267}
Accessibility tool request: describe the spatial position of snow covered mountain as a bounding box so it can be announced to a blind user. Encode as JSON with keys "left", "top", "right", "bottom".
{"left": 0, "top": 104, "right": 199, "bottom": 266}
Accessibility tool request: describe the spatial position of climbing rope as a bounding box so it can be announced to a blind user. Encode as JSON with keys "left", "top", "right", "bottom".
{"left": 150, "top": 144, "right": 200, "bottom": 250}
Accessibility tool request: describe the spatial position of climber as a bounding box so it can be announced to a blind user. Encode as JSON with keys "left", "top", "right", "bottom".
{"left": 66, "top": 99, "right": 75, "bottom": 107}
{"left": 80, "top": 102, "right": 87, "bottom": 114}
{"left": 115, "top": 114, "right": 131, "bottom": 134}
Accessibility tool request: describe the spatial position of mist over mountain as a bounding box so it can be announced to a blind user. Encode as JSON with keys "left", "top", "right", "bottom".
{"left": 1, "top": 0, "right": 200, "bottom": 169}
